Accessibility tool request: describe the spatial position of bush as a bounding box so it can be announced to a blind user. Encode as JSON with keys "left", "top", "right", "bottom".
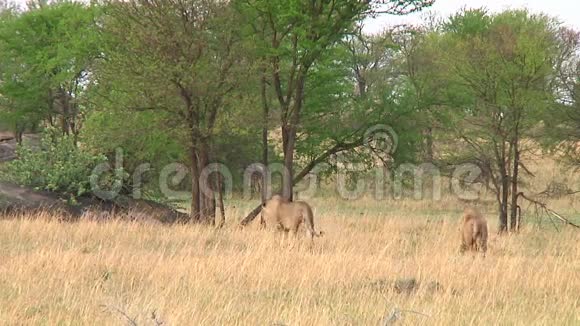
{"left": 2, "top": 130, "right": 115, "bottom": 198}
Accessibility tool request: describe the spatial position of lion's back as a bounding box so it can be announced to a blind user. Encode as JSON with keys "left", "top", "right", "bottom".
{"left": 278, "top": 202, "right": 305, "bottom": 227}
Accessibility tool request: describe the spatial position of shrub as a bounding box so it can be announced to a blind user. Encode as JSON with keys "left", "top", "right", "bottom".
{"left": 2, "top": 130, "right": 117, "bottom": 198}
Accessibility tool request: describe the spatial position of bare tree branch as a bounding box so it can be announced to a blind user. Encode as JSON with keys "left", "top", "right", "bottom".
{"left": 519, "top": 192, "right": 580, "bottom": 229}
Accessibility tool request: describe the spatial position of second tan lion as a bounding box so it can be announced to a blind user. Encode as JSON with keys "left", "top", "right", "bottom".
{"left": 460, "top": 207, "right": 488, "bottom": 256}
{"left": 260, "top": 195, "right": 323, "bottom": 241}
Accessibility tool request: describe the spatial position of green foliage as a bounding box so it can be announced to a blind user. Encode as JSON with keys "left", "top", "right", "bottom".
{"left": 211, "top": 95, "right": 266, "bottom": 186}
{"left": 82, "top": 108, "right": 186, "bottom": 184}
{"left": 438, "top": 9, "right": 560, "bottom": 147}
{"left": 411, "top": 8, "right": 570, "bottom": 230}
{"left": 0, "top": 2, "right": 101, "bottom": 134}
{"left": 540, "top": 28, "right": 580, "bottom": 166}
{"left": 444, "top": 8, "right": 490, "bottom": 36}
{"left": 297, "top": 37, "right": 425, "bottom": 172}
{"left": 238, "top": 1, "right": 433, "bottom": 197}
{"left": 99, "top": 0, "right": 243, "bottom": 136}
{"left": 3, "top": 130, "right": 110, "bottom": 198}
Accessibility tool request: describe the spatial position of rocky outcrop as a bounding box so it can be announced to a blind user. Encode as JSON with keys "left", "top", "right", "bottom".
{"left": 0, "top": 132, "right": 190, "bottom": 223}
{"left": 0, "top": 182, "right": 190, "bottom": 224}
{"left": 0, "top": 132, "right": 16, "bottom": 162}
{"left": 0, "top": 131, "right": 14, "bottom": 142}
{"left": 0, "top": 133, "right": 40, "bottom": 162}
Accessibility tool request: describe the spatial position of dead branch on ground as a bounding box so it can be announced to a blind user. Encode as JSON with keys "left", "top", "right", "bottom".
{"left": 518, "top": 192, "right": 580, "bottom": 230}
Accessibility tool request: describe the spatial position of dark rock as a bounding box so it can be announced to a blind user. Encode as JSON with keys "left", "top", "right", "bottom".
{"left": 0, "top": 142, "right": 16, "bottom": 162}
{"left": 0, "top": 182, "right": 189, "bottom": 224}
{"left": 393, "top": 278, "right": 419, "bottom": 294}
{"left": 0, "top": 182, "right": 71, "bottom": 214}
{"left": 0, "top": 131, "right": 13, "bottom": 142}
{"left": 0, "top": 134, "right": 41, "bottom": 162}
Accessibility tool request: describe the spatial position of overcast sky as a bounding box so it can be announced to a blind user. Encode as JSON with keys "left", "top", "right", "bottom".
{"left": 363, "top": 0, "right": 580, "bottom": 34}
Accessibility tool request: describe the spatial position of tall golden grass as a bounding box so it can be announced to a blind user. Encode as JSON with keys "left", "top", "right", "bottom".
{"left": 0, "top": 195, "right": 579, "bottom": 325}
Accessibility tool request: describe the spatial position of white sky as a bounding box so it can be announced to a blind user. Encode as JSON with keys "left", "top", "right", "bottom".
{"left": 363, "top": 0, "right": 580, "bottom": 34}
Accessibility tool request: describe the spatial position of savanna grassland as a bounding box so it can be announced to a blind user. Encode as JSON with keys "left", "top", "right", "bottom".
{"left": 3, "top": 1, "right": 580, "bottom": 325}
{"left": 0, "top": 195, "right": 579, "bottom": 326}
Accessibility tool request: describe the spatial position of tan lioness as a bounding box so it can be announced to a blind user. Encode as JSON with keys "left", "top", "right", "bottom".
{"left": 460, "top": 207, "right": 488, "bottom": 256}
{"left": 260, "top": 195, "right": 323, "bottom": 241}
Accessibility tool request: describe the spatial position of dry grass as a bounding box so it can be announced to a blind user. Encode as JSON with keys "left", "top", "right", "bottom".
{"left": 0, "top": 197, "right": 579, "bottom": 326}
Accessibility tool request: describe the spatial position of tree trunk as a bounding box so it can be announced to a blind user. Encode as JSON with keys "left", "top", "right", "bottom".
{"left": 281, "top": 125, "right": 296, "bottom": 201}
{"left": 70, "top": 98, "right": 80, "bottom": 146}
{"left": 240, "top": 138, "right": 363, "bottom": 226}
{"left": 216, "top": 173, "right": 225, "bottom": 228}
{"left": 498, "top": 149, "right": 510, "bottom": 233}
{"left": 499, "top": 174, "right": 509, "bottom": 233}
{"left": 425, "top": 127, "right": 434, "bottom": 163}
{"left": 260, "top": 74, "right": 269, "bottom": 203}
{"left": 58, "top": 88, "right": 71, "bottom": 136}
{"left": 510, "top": 137, "right": 520, "bottom": 232}
{"left": 357, "top": 79, "right": 366, "bottom": 97}
{"left": 492, "top": 136, "right": 511, "bottom": 234}
{"left": 15, "top": 124, "right": 24, "bottom": 145}
{"left": 190, "top": 145, "right": 200, "bottom": 222}
{"left": 280, "top": 75, "right": 306, "bottom": 201}
{"left": 197, "top": 140, "right": 215, "bottom": 224}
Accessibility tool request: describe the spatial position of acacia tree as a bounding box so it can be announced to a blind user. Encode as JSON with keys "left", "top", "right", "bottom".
{"left": 100, "top": 0, "right": 242, "bottom": 223}
{"left": 545, "top": 28, "right": 580, "bottom": 166}
{"left": 238, "top": 0, "right": 363, "bottom": 201}
{"left": 434, "top": 9, "right": 563, "bottom": 232}
{"left": 0, "top": 2, "right": 100, "bottom": 142}
{"left": 391, "top": 24, "right": 451, "bottom": 163}
{"left": 240, "top": 3, "right": 434, "bottom": 225}
{"left": 238, "top": 0, "right": 434, "bottom": 202}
